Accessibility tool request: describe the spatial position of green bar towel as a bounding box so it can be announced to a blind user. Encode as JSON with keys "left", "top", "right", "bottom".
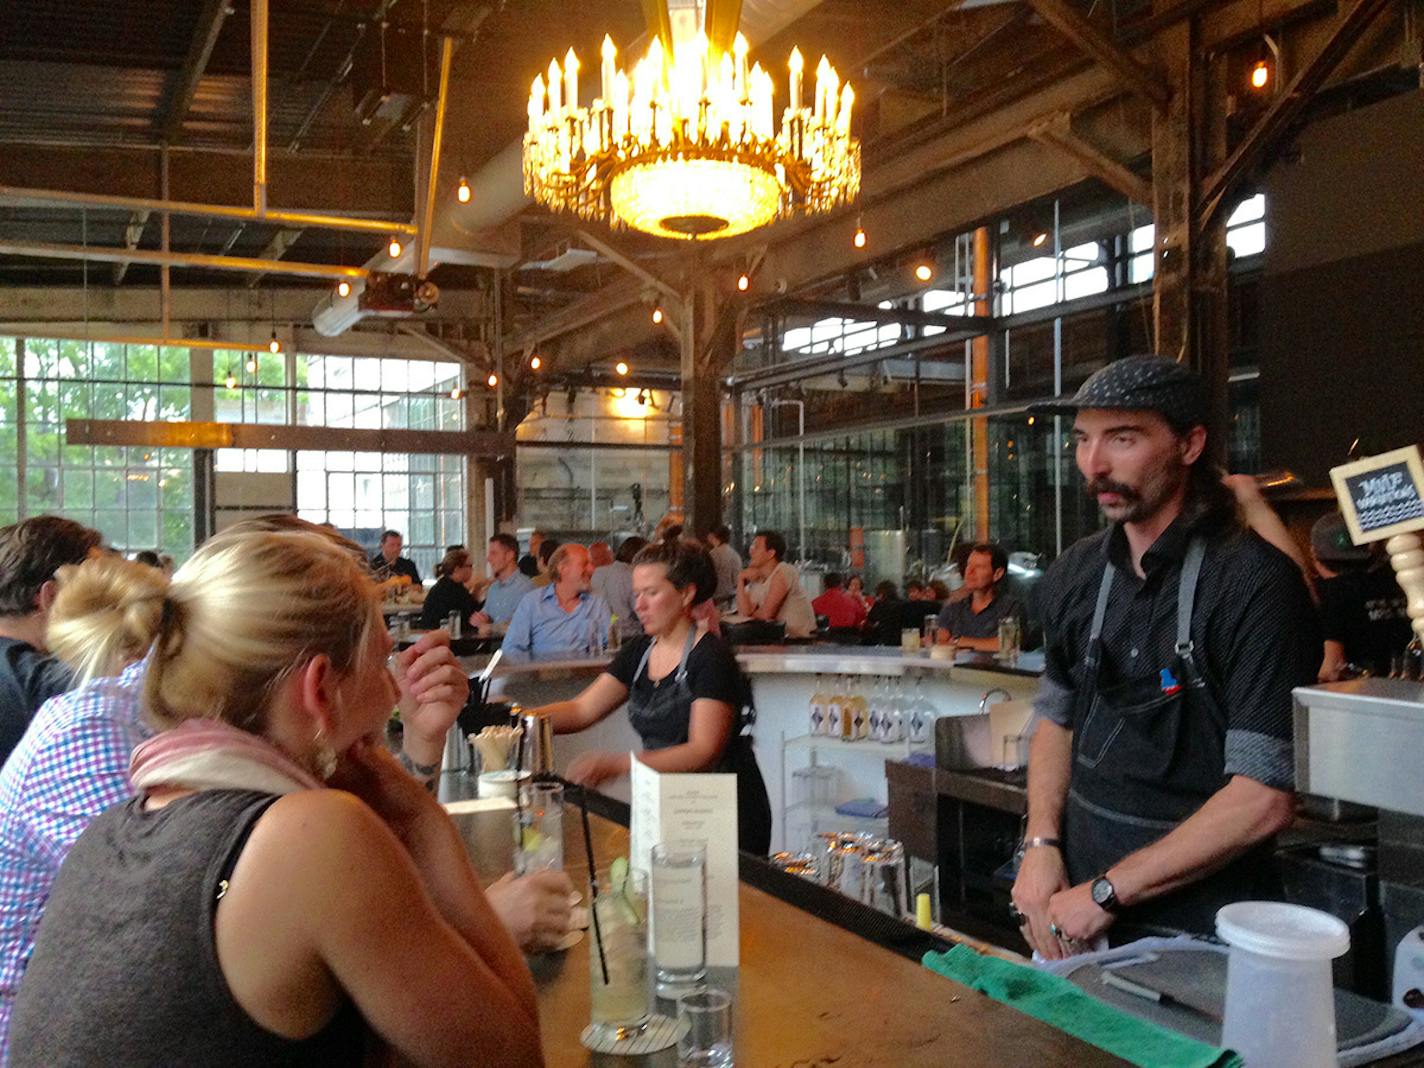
{"left": 923, "top": 945, "right": 1242, "bottom": 1068}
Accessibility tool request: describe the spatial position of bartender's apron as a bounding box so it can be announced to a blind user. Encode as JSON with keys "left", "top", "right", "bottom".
{"left": 1064, "top": 536, "right": 1281, "bottom": 937}
{"left": 627, "top": 629, "right": 773, "bottom": 855}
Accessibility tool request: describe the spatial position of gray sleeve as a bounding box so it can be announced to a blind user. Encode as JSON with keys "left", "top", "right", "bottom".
{"left": 1032, "top": 672, "right": 1075, "bottom": 728}
{"left": 1224, "top": 729, "right": 1295, "bottom": 790}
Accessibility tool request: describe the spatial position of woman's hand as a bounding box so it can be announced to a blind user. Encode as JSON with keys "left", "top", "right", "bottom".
{"left": 328, "top": 737, "right": 442, "bottom": 841}
{"left": 565, "top": 750, "right": 630, "bottom": 787}
{"left": 394, "top": 630, "right": 470, "bottom": 752}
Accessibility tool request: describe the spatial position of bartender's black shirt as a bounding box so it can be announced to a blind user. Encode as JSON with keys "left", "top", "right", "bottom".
{"left": 1034, "top": 512, "right": 1319, "bottom": 790}
{"left": 604, "top": 633, "right": 744, "bottom": 748}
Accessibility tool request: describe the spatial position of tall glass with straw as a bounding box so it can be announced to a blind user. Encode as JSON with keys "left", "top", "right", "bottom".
{"left": 579, "top": 789, "right": 652, "bottom": 1042}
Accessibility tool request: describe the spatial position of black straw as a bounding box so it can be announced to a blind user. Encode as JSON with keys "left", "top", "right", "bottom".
{"left": 578, "top": 786, "right": 610, "bottom": 985}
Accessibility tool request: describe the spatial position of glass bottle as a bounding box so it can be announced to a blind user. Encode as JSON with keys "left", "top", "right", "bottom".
{"left": 846, "top": 677, "right": 869, "bottom": 741}
{"left": 866, "top": 677, "right": 885, "bottom": 742}
{"left": 826, "top": 676, "right": 846, "bottom": 741}
{"left": 808, "top": 674, "right": 827, "bottom": 736}
{"left": 881, "top": 677, "right": 904, "bottom": 744}
{"left": 908, "top": 677, "right": 933, "bottom": 749}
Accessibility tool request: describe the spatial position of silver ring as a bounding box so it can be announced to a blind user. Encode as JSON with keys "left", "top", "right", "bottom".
{"left": 1048, "top": 922, "right": 1062, "bottom": 937}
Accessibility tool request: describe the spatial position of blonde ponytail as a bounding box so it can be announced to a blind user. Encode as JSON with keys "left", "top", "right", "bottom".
{"left": 47, "top": 557, "right": 169, "bottom": 687}
{"left": 143, "top": 527, "right": 380, "bottom": 735}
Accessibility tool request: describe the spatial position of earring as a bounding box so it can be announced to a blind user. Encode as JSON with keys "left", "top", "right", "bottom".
{"left": 312, "top": 728, "right": 338, "bottom": 781}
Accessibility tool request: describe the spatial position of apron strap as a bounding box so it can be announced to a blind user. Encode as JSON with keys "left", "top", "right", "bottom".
{"left": 1175, "top": 536, "right": 1207, "bottom": 658}
{"left": 633, "top": 626, "right": 700, "bottom": 686}
{"left": 1085, "top": 560, "right": 1116, "bottom": 673}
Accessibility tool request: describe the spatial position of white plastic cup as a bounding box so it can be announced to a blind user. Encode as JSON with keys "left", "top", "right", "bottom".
{"left": 1217, "top": 901, "right": 1350, "bottom": 1068}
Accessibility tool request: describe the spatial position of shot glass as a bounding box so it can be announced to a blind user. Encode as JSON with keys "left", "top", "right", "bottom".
{"left": 512, "top": 781, "right": 564, "bottom": 874}
{"left": 651, "top": 841, "right": 707, "bottom": 994}
{"left": 677, "top": 987, "right": 733, "bottom": 1068}
{"left": 588, "top": 868, "right": 652, "bottom": 1042}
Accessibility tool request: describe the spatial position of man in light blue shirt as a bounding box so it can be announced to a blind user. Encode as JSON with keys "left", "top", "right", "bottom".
{"left": 503, "top": 543, "right": 612, "bottom": 659}
{"left": 473, "top": 533, "right": 534, "bottom": 626}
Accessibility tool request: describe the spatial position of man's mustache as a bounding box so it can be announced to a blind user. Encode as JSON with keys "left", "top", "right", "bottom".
{"left": 1086, "top": 477, "right": 1138, "bottom": 500}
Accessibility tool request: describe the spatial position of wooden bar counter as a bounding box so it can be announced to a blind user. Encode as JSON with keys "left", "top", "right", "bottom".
{"left": 447, "top": 795, "right": 1125, "bottom": 1067}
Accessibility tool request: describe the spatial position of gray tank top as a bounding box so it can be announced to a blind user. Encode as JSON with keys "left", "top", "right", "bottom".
{"left": 11, "top": 789, "right": 366, "bottom": 1067}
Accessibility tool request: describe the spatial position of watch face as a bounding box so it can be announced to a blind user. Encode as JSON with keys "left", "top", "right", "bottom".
{"left": 1091, "top": 877, "right": 1114, "bottom": 909}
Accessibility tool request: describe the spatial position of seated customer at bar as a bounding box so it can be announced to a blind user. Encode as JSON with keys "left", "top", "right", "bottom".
{"left": 0, "top": 515, "right": 103, "bottom": 764}
{"left": 0, "top": 541, "right": 571, "bottom": 1059}
{"left": 502, "top": 543, "right": 612, "bottom": 659}
{"left": 812, "top": 572, "right": 866, "bottom": 630}
{"left": 527, "top": 540, "right": 772, "bottom": 854}
{"left": 9, "top": 527, "right": 543, "bottom": 1067}
{"left": 592, "top": 535, "right": 646, "bottom": 642}
{"left": 934, "top": 542, "right": 1021, "bottom": 653}
{"left": 736, "top": 529, "right": 816, "bottom": 638}
{"left": 472, "top": 532, "right": 535, "bottom": 627}
{"left": 420, "top": 547, "right": 479, "bottom": 631}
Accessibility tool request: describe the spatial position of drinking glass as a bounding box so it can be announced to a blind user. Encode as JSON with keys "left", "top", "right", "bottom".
{"left": 677, "top": 987, "right": 733, "bottom": 1068}
{"left": 651, "top": 841, "right": 708, "bottom": 994}
{"left": 859, "top": 841, "right": 908, "bottom": 919}
{"left": 512, "top": 781, "right": 564, "bottom": 874}
{"left": 900, "top": 628, "right": 920, "bottom": 653}
{"left": 446, "top": 609, "right": 462, "bottom": 639}
{"left": 588, "top": 868, "right": 652, "bottom": 1042}
{"left": 922, "top": 616, "right": 938, "bottom": 648}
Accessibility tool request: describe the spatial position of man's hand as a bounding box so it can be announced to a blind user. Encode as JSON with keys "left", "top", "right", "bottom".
{"left": 565, "top": 750, "right": 629, "bottom": 788}
{"left": 394, "top": 629, "right": 470, "bottom": 750}
{"left": 471, "top": 610, "right": 493, "bottom": 626}
{"left": 486, "top": 870, "right": 575, "bottom": 952}
{"left": 1049, "top": 880, "right": 1115, "bottom": 946}
{"left": 1010, "top": 845, "right": 1070, "bottom": 960}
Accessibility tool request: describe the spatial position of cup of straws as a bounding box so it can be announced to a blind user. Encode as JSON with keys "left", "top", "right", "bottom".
{"left": 473, "top": 725, "right": 529, "bottom": 798}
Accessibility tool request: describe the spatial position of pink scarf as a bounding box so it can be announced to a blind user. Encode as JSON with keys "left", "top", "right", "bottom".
{"left": 130, "top": 718, "right": 325, "bottom": 796}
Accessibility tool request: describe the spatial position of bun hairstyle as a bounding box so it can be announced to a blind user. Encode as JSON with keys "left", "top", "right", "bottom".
{"left": 47, "top": 555, "right": 169, "bottom": 687}
{"left": 631, "top": 538, "right": 717, "bottom": 606}
{"left": 142, "top": 529, "right": 380, "bottom": 734}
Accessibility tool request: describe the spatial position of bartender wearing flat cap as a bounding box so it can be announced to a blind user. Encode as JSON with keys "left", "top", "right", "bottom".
{"left": 1011, "top": 356, "right": 1319, "bottom": 959}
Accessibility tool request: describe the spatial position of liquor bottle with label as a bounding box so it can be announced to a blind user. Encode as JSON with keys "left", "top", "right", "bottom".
{"left": 826, "top": 676, "right": 846, "bottom": 741}
{"left": 907, "top": 677, "right": 934, "bottom": 749}
{"left": 844, "top": 678, "right": 867, "bottom": 741}
{"left": 866, "top": 676, "right": 885, "bottom": 741}
{"left": 881, "top": 677, "right": 905, "bottom": 744}
{"left": 808, "top": 675, "right": 827, "bottom": 736}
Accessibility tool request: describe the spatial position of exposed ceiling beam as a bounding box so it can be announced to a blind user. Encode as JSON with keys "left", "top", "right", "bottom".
{"left": 0, "top": 145, "right": 414, "bottom": 218}
{"left": 0, "top": 240, "right": 369, "bottom": 282}
{"left": 158, "top": 0, "right": 231, "bottom": 143}
{"left": 112, "top": 210, "right": 152, "bottom": 285}
{"left": 508, "top": 278, "right": 646, "bottom": 353}
{"left": 574, "top": 230, "right": 684, "bottom": 309}
{"left": 1028, "top": 113, "right": 1153, "bottom": 204}
{"left": 1195, "top": 0, "right": 1392, "bottom": 231}
{"left": 758, "top": 296, "right": 996, "bottom": 330}
{"left": 66, "top": 418, "right": 516, "bottom": 457}
{"left": 246, "top": 228, "right": 305, "bottom": 288}
{"left": 1024, "top": 0, "right": 1170, "bottom": 111}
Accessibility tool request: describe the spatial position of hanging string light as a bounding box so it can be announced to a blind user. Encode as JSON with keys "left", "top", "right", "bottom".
{"left": 457, "top": 176, "right": 472, "bottom": 203}
{"left": 336, "top": 279, "right": 352, "bottom": 298}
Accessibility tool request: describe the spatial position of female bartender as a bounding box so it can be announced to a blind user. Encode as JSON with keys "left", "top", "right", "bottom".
{"left": 530, "top": 539, "right": 772, "bottom": 854}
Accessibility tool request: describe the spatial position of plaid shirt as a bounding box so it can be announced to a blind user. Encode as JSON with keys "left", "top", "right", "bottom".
{"left": 0, "top": 658, "right": 149, "bottom": 1062}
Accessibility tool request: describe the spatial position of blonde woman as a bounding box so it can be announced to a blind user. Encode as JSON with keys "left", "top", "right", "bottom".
{"left": 9, "top": 530, "right": 543, "bottom": 1068}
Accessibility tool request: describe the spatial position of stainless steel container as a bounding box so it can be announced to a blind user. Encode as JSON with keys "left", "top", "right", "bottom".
{"left": 518, "top": 707, "right": 555, "bottom": 778}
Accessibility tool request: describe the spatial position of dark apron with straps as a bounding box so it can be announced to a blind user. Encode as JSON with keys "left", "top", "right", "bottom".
{"left": 1064, "top": 536, "right": 1280, "bottom": 937}
{"left": 627, "top": 630, "right": 773, "bottom": 856}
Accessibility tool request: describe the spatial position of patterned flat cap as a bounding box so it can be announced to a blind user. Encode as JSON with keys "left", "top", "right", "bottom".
{"left": 1029, "top": 355, "right": 1208, "bottom": 430}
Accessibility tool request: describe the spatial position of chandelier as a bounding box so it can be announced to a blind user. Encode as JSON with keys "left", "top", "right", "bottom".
{"left": 523, "top": 31, "right": 860, "bottom": 240}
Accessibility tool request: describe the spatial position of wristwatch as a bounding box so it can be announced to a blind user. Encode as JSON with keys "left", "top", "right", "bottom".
{"left": 1090, "top": 874, "right": 1120, "bottom": 913}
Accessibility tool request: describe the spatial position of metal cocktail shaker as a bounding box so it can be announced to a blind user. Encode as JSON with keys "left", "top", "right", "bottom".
{"left": 517, "top": 707, "right": 556, "bottom": 779}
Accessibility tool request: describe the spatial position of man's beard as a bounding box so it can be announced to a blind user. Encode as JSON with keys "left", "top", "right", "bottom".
{"left": 1087, "top": 467, "right": 1183, "bottom": 523}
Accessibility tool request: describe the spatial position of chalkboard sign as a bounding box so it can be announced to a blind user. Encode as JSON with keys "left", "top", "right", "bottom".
{"left": 1331, "top": 445, "right": 1424, "bottom": 545}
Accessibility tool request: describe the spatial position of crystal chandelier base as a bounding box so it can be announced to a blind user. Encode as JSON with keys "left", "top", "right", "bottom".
{"left": 608, "top": 155, "right": 783, "bottom": 240}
